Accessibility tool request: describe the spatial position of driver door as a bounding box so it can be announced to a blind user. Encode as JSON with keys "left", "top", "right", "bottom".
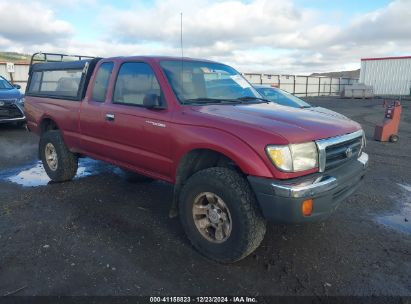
{"left": 100, "top": 62, "right": 173, "bottom": 179}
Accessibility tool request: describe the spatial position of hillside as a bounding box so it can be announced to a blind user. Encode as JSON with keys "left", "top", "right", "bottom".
{"left": 310, "top": 69, "right": 360, "bottom": 79}
{"left": 0, "top": 51, "right": 30, "bottom": 63}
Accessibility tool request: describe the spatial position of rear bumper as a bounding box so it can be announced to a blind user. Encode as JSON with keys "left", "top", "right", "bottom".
{"left": 248, "top": 152, "right": 368, "bottom": 223}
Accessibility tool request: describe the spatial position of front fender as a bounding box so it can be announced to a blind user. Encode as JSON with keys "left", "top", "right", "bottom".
{"left": 172, "top": 125, "right": 273, "bottom": 180}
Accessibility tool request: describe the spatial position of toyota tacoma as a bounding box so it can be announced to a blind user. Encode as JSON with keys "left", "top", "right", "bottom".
{"left": 25, "top": 53, "right": 368, "bottom": 263}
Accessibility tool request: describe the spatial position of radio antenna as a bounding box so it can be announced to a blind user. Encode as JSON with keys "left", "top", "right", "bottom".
{"left": 180, "top": 12, "right": 184, "bottom": 58}
{"left": 180, "top": 12, "right": 184, "bottom": 96}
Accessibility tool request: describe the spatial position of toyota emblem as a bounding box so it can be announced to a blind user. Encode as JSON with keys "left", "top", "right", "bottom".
{"left": 0, "top": 101, "right": 4, "bottom": 106}
{"left": 345, "top": 147, "right": 353, "bottom": 158}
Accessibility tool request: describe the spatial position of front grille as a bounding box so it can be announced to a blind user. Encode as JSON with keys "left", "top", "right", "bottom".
{"left": 0, "top": 98, "right": 17, "bottom": 103}
{"left": 325, "top": 136, "right": 362, "bottom": 170}
{"left": 0, "top": 103, "right": 24, "bottom": 119}
{"left": 316, "top": 130, "right": 364, "bottom": 172}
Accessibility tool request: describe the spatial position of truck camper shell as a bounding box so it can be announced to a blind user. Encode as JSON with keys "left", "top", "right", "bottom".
{"left": 26, "top": 52, "right": 101, "bottom": 101}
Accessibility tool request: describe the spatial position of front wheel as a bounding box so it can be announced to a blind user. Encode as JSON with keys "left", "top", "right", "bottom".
{"left": 39, "top": 130, "right": 78, "bottom": 182}
{"left": 179, "top": 167, "right": 266, "bottom": 263}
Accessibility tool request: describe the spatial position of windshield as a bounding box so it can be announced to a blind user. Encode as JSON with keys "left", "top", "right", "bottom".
{"left": 0, "top": 76, "right": 14, "bottom": 90}
{"left": 256, "top": 87, "right": 311, "bottom": 108}
{"left": 160, "top": 60, "right": 262, "bottom": 104}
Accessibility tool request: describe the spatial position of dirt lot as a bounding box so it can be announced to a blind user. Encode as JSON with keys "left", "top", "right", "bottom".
{"left": 0, "top": 97, "right": 410, "bottom": 296}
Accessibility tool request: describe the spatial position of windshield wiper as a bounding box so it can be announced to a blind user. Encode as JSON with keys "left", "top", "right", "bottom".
{"left": 182, "top": 97, "right": 271, "bottom": 105}
{"left": 182, "top": 98, "right": 245, "bottom": 105}
{"left": 236, "top": 96, "right": 271, "bottom": 103}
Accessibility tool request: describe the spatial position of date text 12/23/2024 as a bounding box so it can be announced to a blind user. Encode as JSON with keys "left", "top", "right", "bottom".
{"left": 150, "top": 296, "right": 257, "bottom": 303}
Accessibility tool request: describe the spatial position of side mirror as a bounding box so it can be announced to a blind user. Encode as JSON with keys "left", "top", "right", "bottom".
{"left": 13, "top": 84, "right": 21, "bottom": 89}
{"left": 143, "top": 94, "right": 166, "bottom": 109}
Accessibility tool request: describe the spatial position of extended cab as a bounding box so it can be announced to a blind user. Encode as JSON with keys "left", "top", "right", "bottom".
{"left": 25, "top": 53, "right": 368, "bottom": 263}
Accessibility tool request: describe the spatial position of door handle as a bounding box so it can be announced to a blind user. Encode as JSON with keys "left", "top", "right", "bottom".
{"left": 105, "top": 113, "right": 115, "bottom": 121}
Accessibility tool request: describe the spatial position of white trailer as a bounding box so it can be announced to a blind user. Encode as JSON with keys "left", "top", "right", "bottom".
{"left": 360, "top": 56, "right": 411, "bottom": 96}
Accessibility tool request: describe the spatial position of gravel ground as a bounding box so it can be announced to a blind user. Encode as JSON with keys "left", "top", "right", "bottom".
{"left": 0, "top": 97, "right": 410, "bottom": 296}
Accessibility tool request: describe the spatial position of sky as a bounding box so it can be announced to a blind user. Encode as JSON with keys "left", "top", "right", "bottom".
{"left": 0, "top": 0, "right": 410, "bottom": 74}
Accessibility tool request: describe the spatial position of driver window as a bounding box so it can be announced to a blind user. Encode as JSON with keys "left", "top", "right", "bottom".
{"left": 113, "top": 62, "right": 162, "bottom": 107}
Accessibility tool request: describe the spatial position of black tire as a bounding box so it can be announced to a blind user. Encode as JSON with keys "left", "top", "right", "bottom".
{"left": 122, "top": 169, "right": 154, "bottom": 183}
{"left": 179, "top": 167, "right": 266, "bottom": 263}
{"left": 389, "top": 134, "right": 399, "bottom": 143}
{"left": 39, "top": 130, "right": 78, "bottom": 182}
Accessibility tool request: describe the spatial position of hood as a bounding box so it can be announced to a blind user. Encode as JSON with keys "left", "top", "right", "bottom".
{"left": 308, "top": 106, "right": 349, "bottom": 120}
{"left": 0, "top": 88, "right": 23, "bottom": 101}
{"left": 191, "top": 103, "right": 361, "bottom": 143}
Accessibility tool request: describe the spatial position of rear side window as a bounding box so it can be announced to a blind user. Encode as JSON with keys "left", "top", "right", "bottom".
{"left": 28, "top": 69, "right": 83, "bottom": 98}
{"left": 113, "top": 62, "right": 161, "bottom": 106}
{"left": 91, "top": 62, "right": 114, "bottom": 102}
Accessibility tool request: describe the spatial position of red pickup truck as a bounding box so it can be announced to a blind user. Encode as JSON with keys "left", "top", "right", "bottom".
{"left": 25, "top": 53, "right": 368, "bottom": 263}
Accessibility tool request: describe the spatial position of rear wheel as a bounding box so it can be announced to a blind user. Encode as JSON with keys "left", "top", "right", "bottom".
{"left": 39, "top": 130, "right": 78, "bottom": 182}
{"left": 179, "top": 167, "right": 266, "bottom": 263}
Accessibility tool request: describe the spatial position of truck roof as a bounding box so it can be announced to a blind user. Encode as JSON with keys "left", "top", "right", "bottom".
{"left": 99, "top": 55, "right": 219, "bottom": 64}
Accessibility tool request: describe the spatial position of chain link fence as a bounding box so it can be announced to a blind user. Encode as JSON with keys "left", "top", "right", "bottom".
{"left": 243, "top": 73, "right": 359, "bottom": 97}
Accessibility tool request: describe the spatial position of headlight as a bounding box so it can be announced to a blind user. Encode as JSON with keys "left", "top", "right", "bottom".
{"left": 266, "top": 142, "right": 318, "bottom": 172}
{"left": 266, "top": 145, "right": 293, "bottom": 171}
{"left": 360, "top": 132, "right": 366, "bottom": 155}
{"left": 17, "top": 97, "right": 25, "bottom": 106}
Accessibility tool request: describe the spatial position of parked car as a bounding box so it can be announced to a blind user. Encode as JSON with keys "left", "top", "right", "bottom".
{"left": 25, "top": 53, "right": 368, "bottom": 263}
{"left": 254, "top": 84, "right": 349, "bottom": 119}
{"left": 0, "top": 76, "right": 25, "bottom": 126}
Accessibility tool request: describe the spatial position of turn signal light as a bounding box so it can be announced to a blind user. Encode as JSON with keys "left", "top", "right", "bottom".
{"left": 302, "top": 199, "right": 313, "bottom": 216}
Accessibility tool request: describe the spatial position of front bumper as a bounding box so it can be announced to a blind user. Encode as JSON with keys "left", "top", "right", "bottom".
{"left": 248, "top": 152, "right": 368, "bottom": 223}
{"left": 0, "top": 102, "right": 25, "bottom": 124}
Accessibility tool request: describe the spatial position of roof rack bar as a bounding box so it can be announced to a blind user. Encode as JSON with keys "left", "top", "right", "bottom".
{"left": 30, "top": 52, "right": 95, "bottom": 66}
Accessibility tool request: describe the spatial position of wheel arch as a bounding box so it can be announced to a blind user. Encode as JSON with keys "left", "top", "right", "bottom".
{"left": 169, "top": 141, "right": 271, "bottom": 218}
{"left": 38, "top": 116, "right": 63, "bottom": 159}
{"left": 39, "top": 116, "right": 60, "bottom": 135}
